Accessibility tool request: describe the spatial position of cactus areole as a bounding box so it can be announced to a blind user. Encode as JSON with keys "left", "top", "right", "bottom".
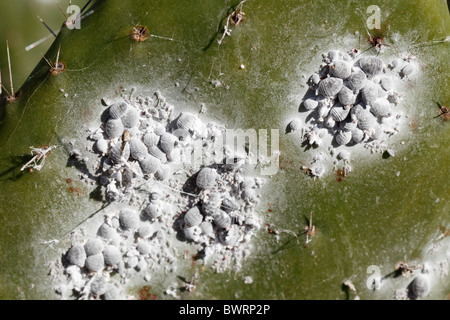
{"left": 0, "top": 0, "right": 449, "bottom": 300}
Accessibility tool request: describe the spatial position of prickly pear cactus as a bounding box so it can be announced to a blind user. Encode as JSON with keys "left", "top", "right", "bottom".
{"left": 0, "top": 0, "right": 449, "bottom": 300}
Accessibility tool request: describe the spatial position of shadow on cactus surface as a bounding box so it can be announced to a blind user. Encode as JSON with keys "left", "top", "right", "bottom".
{"left": 0, "top": 0, "right": 449, "bottom": 300}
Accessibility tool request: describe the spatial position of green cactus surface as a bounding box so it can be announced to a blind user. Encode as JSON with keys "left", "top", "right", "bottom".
{"left": 0, "top": 0, "right": 449, "bottom": 300}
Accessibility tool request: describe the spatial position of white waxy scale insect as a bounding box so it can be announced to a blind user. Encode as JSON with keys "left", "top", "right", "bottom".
{"left": 84, "top": 239, "right": 104, "bottom": 256}
{"left": 330, "top": 103, "right": 351, "bottom": 122}
{"left": 94, "top": 139, "right": 108, "bottom": 155}
{"left": 109, "top": 102, "right": 128, "bottom": 119}
{"left": 121, "top": 108, "right": 140, "bottom": 128}
{"left": 130, "top": 138, "right": 149, "bottom": 161}
{"left": 160, "top": 132, "right": 178, "bottom": 154}
{"left": 148, "top": 146, "right": 167, "bottom": 163}
{"left": 136, "top": 241, "right": 151, "bottom": 255}
{"left": 361, "top": 81, "right": 379, "bottom": 105}
{"left": 411, "top": 273, "right": 430, "bottom": 299}
{"left": 345, "top": 67, "right": 367, "bottom": 92}
{"left": 109, "top": 142, "right": 130, "bottom": 164}
{"left": 289, "top": 118, "right": 302, "bottom": 131}
{"left": 143, "top": 203, "right": 161, "bottom": 219}
{"left": 66, "top": 244, "right": 86, "bottom": 268}
{"left": 103, "top": 245, "right": 122, "bottom": 266}
{"left": 202, "top": 192, "right": 222, "bottom": 216}
{"left": 85, "top": 254, "right": 104, "bottom": 272}
{"left": 351, "top": 128, "right": 365, "bottom": 144}
{"left": 339, "top": 118, "right": 357, "bottom": 131}
{"left": 143, "top": 132, "right": 160, "bottom": 148}
{"left": 370, "top": 98, "right": 392, "bottom": 118}
{"left": 359, "top": 56, "right": 383, "bottom": 78}
{"left": 338, "top": 86, "right": 357, "bottom": 105}
{"left": 302, "top": 98, "right": 319, "bottom": 111}
{"left": 119, "top": 209, "right": 139, "bottom": 230}
{"left": 335, "top": 130, "right": 352, "bottom": 146}
{"left": 196, "top": 167, "right": 218, "bottom": 190}
{"left": 330, "top": 60, "right": 352, "bottom": 79}
{"left": 400, "top": 63, "right": 415, "bottom": 78}
{"left": 105, "top": 118, "right": 124, "bottom": 139}
{"left": 177, "top": 112, "right": 197, "bottom": 131}
{"left": 213, "top": 210, "right": 232, "bottom": 229}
